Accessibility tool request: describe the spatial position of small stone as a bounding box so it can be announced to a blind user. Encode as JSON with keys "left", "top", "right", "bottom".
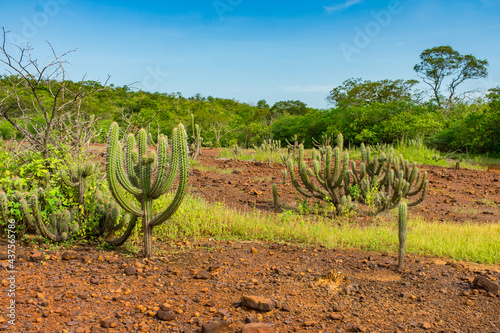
{"left": 473, "top": 276, "right": 499, "bottom": 294}
{"left": 251, "top": 247, "right": 258, "bottom": 253}
{"left": 66, "top": 321, "right": 79, "bottom": 326}
{"left": 100, "top": 318, "right": 117, "bottom": 328}
{"left": 421, "top": 322, "right": 432, "bottom": 330}
{"left": 61, "top": 252, "right": 76, "bottom": 260}
{"left": 124, "top": 267, "right": 137, "bottom": 276}
{"left": 245, "top": 316, "right": 259, "bottom": 323}
{"left": 303, "top": 321, "right": 317, "bottom": 327}
{"left": 30, "top": 252, "right": 44, "bottom": 262}
{"left": 332, "top": 303, "right": 346, "bottom": 312}
{"left": 241, "top": 295, "right": 275, "bottom": 312}
{"left": 348, "top": 324, "right": 367, "bottom": 332}
{"left": 330, "top": 313, "right": 342, "bottom": 320}
{"left": 90, "top": 278, "right": 100, "bottom": 285}
{"left": 196, "top": 270, "right": 211, "bottom": 280}
{"left": 202, "top": 320, "right": 230, "bottom": 333}
{"left": 156, "top": 310, "right": 176, "bottom": 321}
{"left": 242, "top": 323, "right": 273, "bottom": 333}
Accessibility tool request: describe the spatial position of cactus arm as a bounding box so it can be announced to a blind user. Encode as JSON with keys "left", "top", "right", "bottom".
{"left": 155, "top": 131, "right": 181, "bottom": 198}
{"left": 21, "top": 196, "right": 62, "bottom": 242}
{"left": 287, "top": 159, "right": 313, "bottom": 198}
{"left": 298, "top": 160, "right": 328, "bottom": 200}
{"left": 148, "top": 134, "right": 170, "bottom": 198}
{"left": 150, "top": 124, "right": 189, "bottom": 227}
{"left": 115, "top": 145, "right": 143, "bottom": 196}
{"left": 60, "top": 169, "right": 78, "bottom": 188}
{"left": 407, "top": 171, "right": 427, "bottom": 197}
{"left": 332, "top": 151, "right": 349, "bottom": 189}
{"left": 106, "top": 214, "right": 138, "bottom": 247}
{"left": 106, "top": 123, "right": 143, "bottom": 216}
{"left": 407, "top": 180, "right": 428, "bottom": 207}
{"left": 125, "top": 134, "right": 140, "bottom": 187}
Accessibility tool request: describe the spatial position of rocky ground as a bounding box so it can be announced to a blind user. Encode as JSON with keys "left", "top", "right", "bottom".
{"left": 1, "top": 240, "right": 499, "bottom": 333}
{"left": 1, "top": 148, "right": 499, "bottom": 333}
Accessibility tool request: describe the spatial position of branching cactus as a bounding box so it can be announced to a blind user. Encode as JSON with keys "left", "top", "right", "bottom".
{"left": 106, "top": 122, "right": 189, "bottom": 258}
{"left": 60, "top": 162, "right": 96, "bottom": 215}
{"left": 375, "top": 155, "right": 428, "bottom": 212}
{"left": 18, "top": 190, "right": 79, "bottom": 242}
{"left": 285, "top": 133, "right": 352, "bottom": 215}
{"left": 347, "top": 146, "right": 427, "bottom": 213}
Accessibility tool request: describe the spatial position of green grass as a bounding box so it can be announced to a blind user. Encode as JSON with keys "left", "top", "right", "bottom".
{"left": 153, "top": 193, "right": 500, "bottom": 264}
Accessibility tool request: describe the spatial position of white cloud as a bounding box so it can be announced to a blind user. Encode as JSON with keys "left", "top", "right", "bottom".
{"left": 324, "top": 0, "right": 364, "bottom": 13}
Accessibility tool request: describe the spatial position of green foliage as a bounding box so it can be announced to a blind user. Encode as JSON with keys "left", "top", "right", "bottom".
{"left": 327, "top": 78, "right": 420, "bottom": 107}
{"left": 414, "top": 46, "right": 488, "bottom": 108}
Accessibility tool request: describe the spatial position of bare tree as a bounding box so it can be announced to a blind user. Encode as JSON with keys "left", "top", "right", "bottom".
{"left": 0, "top": 28, "right": 108, "bottom": 158}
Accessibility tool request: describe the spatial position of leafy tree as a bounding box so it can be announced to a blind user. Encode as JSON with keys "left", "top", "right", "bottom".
{"left": 327, "top": 78, "right": 419, "bottom": 107}
{"left": 414, "top": 46, "right": 488, "bottom": 108}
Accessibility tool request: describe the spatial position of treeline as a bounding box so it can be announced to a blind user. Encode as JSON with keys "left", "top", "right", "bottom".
{"left": 0, "top": 77, "right": 499, "bottom": 155}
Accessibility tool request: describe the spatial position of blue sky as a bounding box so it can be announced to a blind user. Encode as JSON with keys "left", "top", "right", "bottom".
{"left": 1, "top": 0, "right": 500, "bottom": 109}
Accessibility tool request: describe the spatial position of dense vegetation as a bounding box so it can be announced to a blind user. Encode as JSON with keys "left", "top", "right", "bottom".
{"left": 1, "top": 77, "right": 498, "bottom": 155}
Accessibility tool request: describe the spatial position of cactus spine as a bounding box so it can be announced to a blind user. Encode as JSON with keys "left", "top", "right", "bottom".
{"left": 398, "top": 202, "right": 408, "bottom": 269}
{"left": 106, "top": 122, "right": 189, "bottom": 258}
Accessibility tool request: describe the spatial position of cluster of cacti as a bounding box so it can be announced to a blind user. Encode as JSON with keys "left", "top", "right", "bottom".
{"left": 398, "top": 202, "right": 408, "bottom": 269}
{"left": 284, "top": 134, "right": 427, "bottom": 216}
{"left": 106, "top": 122, "right": 189, "bottom": 258}
{"left": 60, "top": 162, "right": 96, "bottom": 216}
{"left": 15, "top": 189, "right": 79, "bottom": 242}
{"left": 254, "top": 139, "right": 281, "bottom": 154}
{"left": 346, "top": 143, "right": 427, "bottom": 213}
{"left": 283, "top": 133, "right": 353, "bottom": 215}
{"left": 190, "top": 114, "right": 203, "bottom": 161}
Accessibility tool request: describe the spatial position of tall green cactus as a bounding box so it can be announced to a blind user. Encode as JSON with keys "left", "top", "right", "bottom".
{"left": 106, "top": 122, "right": 189, "bottom": 258}
{"left": 398, "top": 202, "right": 408, "bottom": 269}
{"left": 285, "top": 133, "right": 352, "bottom": 215}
